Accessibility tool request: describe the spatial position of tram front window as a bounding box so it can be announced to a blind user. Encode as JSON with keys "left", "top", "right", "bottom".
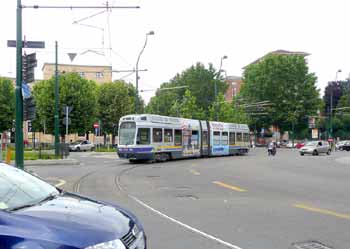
{"left": 119, "top": 122, "right": 136, "bottom": 145}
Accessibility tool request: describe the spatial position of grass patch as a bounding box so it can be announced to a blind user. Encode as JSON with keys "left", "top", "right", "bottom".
{"left": 2, "top": 150, "right": 57, "bottom": 160}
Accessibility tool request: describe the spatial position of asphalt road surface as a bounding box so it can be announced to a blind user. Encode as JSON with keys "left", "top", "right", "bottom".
{"left": 29, "top": 149, "right": 350, "bottom": 249}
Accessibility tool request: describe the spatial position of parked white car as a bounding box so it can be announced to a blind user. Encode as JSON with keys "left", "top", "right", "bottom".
{"left": 336, "top": 140, "right": 349, "bottom": 150}
{"left": 69, "top": 140, "right": 95, "bottom": 152}
{"left": 299, "top": 141, "right": 331, "bottom": 156}
{"left": 286, "top": 141, "right": 295, "bottom": 148}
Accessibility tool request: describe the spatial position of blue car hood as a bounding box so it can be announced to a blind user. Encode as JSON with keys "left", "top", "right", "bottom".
{"left": 2, "top": 192, "right": 133, "bottom": 248}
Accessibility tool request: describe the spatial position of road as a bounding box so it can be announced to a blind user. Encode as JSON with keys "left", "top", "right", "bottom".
{"left": 29, "top": 149, "right": 350, "bottom": 249}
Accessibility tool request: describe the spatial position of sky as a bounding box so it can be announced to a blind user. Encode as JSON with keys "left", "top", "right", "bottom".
{"left": 1, "top": 0, "right": 350, "bottom": 103}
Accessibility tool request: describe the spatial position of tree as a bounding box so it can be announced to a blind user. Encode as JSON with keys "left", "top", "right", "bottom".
{"left": 33, "top": 73, "right": 97, "bottom": 137}
{"left": 178, "top": 89, "right": 204, "bottom": 119}
{"left": 145, "top": 82, "right": 178, "bottom": 116}
{"left": 97, "top": 80, "right": 135, "bottom": 144}
{"left": 146, "top": 62, "right": 227, "bottom": 118}
{"left": 337, "top": 94, "right": 350, "bottom": 111}
{"left": 323, "top": 81, "right": 343, "bottom": 114}
{"left": 240, "top": 54, "right": 321, "bottom": 135}
{"left": 208, "top": 94, "right": 248, "bottom": 123}
{"left": 0, "top": 78, "right": 15, "bottom": 132}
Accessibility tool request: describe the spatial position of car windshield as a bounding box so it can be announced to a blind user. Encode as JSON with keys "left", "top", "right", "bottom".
{"left": 119, "top": 122, "right": 136, "bottom": 145}
{"left": 305, "top": 141, "right": 318, "bottom": 146}
{"left": 0, "top": 165, "right": 59, "bottom": 211}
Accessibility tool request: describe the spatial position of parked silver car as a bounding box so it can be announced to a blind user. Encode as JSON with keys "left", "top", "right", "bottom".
{"left": 299, "top": 141, "right": 331, "bottom": 156}
{"left": 69, "top": 140, "right": 95, "bottom": 152}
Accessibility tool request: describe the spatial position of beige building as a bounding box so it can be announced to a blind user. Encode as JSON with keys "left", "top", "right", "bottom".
{"left": 42, "top": 63, "right": 112, "bottom": 84}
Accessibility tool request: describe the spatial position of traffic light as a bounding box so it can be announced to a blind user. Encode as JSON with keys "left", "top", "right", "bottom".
{"left": 23, "top": 97, "right": 36, "bottom": 121}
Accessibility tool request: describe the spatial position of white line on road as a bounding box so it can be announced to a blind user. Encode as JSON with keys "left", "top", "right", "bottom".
{"left": 116, "top": 170, "right": 244, "bottom": 249}
{"left": 129, "top": 194, "right": 244, "bottom": 249}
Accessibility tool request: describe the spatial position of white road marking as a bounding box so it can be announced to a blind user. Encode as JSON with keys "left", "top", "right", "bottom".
{"left": 116, "top": 172, "right": 244, "bottom": 249}
{"left": 129, "top": 194, "right": 244, "bottom": 249}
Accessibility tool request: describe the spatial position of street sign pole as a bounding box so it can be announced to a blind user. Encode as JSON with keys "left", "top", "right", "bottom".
{"left": 66, "top": 106, "right": 69, "bottom": 139}
{"left": 15, "top": 0, "right": 24, "bottom": 169}
{"left": 54, "top": 41, "right": 60, "bottom": 157}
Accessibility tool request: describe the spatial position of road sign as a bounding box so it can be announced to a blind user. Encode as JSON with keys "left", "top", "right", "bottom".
{"left": 28, "top": 121, "right": 33, "bottom": 132}
{"left": 22, "top": 53, "right": 37, "bottom": 83}
{"left": 62, "top": 118, "right": 71, "bottom": 125}
{"left": 23, "top": 97, "right": 36, "bottom": 121}
{"left": 22, "top": 83, "right": 31, "bottom": 99}
{"left": 7, "top": 40, "right": 45, "bottom": 48}
{"left": 62, "top": 106, "right": 73, "bottom": 115}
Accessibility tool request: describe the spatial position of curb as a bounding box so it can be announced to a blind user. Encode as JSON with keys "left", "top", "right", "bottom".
{"left": 23, "top": 159, "right": 80, "bottom": 167}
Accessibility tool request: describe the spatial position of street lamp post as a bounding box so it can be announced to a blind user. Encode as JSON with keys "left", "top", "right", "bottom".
{"left": 330, "top": 69, "right": 342, "bottom": 138}
{"left": 15, "top": 0, "right": 24, "bottom": 169}
{"left": 135, "top": 31, "right": 154, "bottom": 113}
{"left": 214, "top": 55, "right": 227, "bottom": 121}
{"left": 215, "top": 55, "right": 228, "bottom": 100}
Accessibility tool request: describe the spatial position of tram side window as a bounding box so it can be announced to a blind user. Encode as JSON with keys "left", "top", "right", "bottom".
{"left": 174, "top": 129, "right": 182, "bottom": 146}
{"left": 202, "top": 131, "right": 208, "bottom": 145}
{"left": 222, "top": 132, "right": 228, "bottom": 145}
{"left": 213, "top": 131, "right": 221, "bottom": 145}
{"left": 243, "top": 133, "right": 250, "bottom": 143}
{"left": 136, "top": 128, "right": 150, "bottom": 145}
{"left": 192, "top": 130, "right": 199, "bottom": 148}
{"left": 229, "top": 132, "right": 235, "bottom": 145}
{"left": 237, "top": 132, "right": 243, "bottom": 142}
{"left": 153, "top": 128, "right": 163, "bottom": 143}
{"left": 164, "top": 129, "right": 173, "bottom": 143}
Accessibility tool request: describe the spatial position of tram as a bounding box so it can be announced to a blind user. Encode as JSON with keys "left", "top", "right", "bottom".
{"left": 117, "top": 114, "right": 250, "bottom": 162}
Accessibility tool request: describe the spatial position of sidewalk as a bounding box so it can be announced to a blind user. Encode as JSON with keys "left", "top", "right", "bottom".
{"left": 8, "top": 158, "right": 80, "bottom": 167}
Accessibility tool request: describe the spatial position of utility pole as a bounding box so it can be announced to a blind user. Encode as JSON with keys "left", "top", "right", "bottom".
{"left": 15, "top": 0, "right": 24, "bottom": 169}
{"left": 54, "top": 41, "right": 60, "bottom": 157}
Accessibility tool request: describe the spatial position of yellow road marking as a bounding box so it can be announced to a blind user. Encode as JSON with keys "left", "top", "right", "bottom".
{"left": 55, "top": 179, "right": 66, "bottom": 187}
{"left": 213, "top": 181, "right": 247, "bottom": 192}
{"left": 294, "top": 204, "right": 350, "bottom": 220}
{"left": 189, "top": 169, "right": 200, "bottom": 176}
{"left": 46, "top": 177, "right": 66, "bottom": 188}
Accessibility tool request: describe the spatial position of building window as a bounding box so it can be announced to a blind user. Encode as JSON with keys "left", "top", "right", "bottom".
{"left": 164, "top": 129, "right": 173, "bottom": 143}
{"left": 79, "top": 72, "right": 85, "bottom": 78}
{"left": 233, "top": 87, "right": 237, "bottom": 97}
{"left": 96, "top": 72, "right": 104, "bottom": 78}
{"left": 153, "top": 128, "right": 163, "bottom": 143}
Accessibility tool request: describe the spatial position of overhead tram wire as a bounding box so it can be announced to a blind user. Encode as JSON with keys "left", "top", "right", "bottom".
{"left": 21, "top": 5, "right": 140, "bottom": 10}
